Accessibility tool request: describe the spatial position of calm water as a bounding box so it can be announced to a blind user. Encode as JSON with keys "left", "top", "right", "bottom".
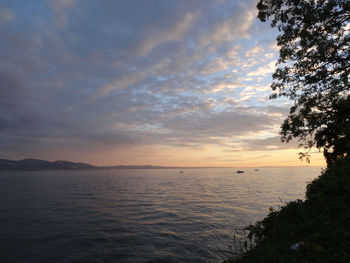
{"left": 0, "top": 167, "right": 322, "bottom": 263}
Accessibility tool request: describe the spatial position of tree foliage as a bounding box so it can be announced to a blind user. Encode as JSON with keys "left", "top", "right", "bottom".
{"left": 257, "top": 0, "right": 350, "bottom": 166}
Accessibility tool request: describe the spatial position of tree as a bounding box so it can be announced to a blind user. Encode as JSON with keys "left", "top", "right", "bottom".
{"left": 257, "top": 0, "right": 350, "bottom": 166}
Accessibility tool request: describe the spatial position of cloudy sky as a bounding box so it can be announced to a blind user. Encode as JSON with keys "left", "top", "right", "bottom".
{"left": 0, "top": 0, "right": 325, "bottom": 166}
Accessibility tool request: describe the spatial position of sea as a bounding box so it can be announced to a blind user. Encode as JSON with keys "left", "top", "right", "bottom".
{"left": 0, "top": 167, "right": 323, "bottom": 263}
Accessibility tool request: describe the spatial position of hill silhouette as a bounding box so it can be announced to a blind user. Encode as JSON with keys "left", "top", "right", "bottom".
{"left": 0, "top": 159, "right": 166, "bottom": 170}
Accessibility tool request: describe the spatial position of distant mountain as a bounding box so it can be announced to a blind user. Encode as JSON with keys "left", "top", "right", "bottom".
{"left": 0, "top": 159, "right": 96, "bottom": 170}
{"left": 0, "top": 159, "right": 168, "bottom": 170}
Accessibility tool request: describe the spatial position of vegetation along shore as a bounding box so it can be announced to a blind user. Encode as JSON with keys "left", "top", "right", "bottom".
{"left": 224, "top": 158, "right": 350, "bottom": 262}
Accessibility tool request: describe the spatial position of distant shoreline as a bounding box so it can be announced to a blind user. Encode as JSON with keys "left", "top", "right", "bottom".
{"left": 0, "top": 158, "right": 324, "bottom": 171}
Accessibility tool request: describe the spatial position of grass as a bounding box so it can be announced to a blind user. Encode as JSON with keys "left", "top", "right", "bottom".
{"left": 224, "top": 158, "right": 350, "bottom": 263}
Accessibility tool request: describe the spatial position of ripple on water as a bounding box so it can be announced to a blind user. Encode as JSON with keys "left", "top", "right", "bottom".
{"left": 0, "top": 167, "right": 322, "bottom": 263}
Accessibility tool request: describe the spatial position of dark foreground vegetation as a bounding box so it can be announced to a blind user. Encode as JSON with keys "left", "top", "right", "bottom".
{"left": 225, "top": 158, "right": 350, "bottom": 263}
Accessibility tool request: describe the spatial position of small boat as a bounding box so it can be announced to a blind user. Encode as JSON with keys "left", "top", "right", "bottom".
{"left": 236, "top": 170, "right": 244, "bottom": 174}
{"left": 254, "top": 169, "right": 259, "bottom": 171}
{"left": 179, "top": 171, "right": 184, "bottom": 173}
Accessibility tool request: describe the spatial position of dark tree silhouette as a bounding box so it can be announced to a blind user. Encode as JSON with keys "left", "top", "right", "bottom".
{"left": 257, "top": 0, "right": 350, "bottom": 166}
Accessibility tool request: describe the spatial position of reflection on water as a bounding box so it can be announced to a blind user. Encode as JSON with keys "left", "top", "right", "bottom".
{"left": 0, "top": 167, "right": 322, "bottom": 262}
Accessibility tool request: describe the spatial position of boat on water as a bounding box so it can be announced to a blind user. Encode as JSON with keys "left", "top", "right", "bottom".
{"left": 236, "top": 170, "right": 244, "bottom": 174}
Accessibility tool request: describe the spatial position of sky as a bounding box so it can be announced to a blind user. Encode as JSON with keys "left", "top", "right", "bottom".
{"left": 0, "top": 0, "right": 325, "bottom": 167}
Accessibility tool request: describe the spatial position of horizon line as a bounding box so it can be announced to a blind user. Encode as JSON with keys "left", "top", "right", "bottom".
{"left": 0, "top": 158, "right": 325, "bottom": 169}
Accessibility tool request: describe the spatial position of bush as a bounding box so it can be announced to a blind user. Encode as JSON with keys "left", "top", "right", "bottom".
{"left": 225, "top": 160, "right": 350, "bottom": 263}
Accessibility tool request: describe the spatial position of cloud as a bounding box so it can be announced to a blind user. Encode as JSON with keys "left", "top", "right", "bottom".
{"left": 245, "top": 46, "right": 264, "bottom": 57}
{"left": 265, "top": 105, "right": 290, "bottom": 116}
{"left": 137, "top": 11, "right": 199, "bottom": 55}
{"left": 47, "top": 0, "right": 75, "bottom": 28}
{"left": 239, "top": 136, "right": 300, "bottom": 151}
{"left": 198, "top": 0, "right": 257, "bottom": 48}
{"left": 95, "top": 71, "right": 147, "bottom": 98}
{"left": 157, "top": 110, "right": 278, "bottom": 147}
{"left": 196, "top": 57, "right": 230, "bottom": 75}
{"left": 205, "top": 80, "right": 242, "bottom": 93}
{"left": 247, "top": 60, "right": 277, "bottom": 77}
{"left": 0, "top": 6, "right": 14, "bottom": 25}
{"left": 0, "top": 1, "right": 286, "bottom": 164}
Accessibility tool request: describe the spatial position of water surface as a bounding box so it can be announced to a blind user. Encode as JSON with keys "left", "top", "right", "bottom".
{"left": 0, "top": 167, "right": 322, "bottom": 262}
